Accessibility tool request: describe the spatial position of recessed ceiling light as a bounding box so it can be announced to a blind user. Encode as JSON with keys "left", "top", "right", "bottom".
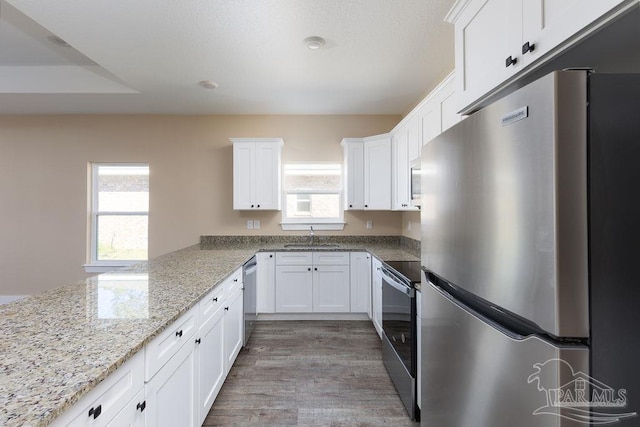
{"left": 303, "top": 36, "right": 326, "bottom": 50}
{"left": 198, "top": 80, "right": 219, "bottom": 90}
{"left": 47, "top": 35, "right": 71, "bottom": 47}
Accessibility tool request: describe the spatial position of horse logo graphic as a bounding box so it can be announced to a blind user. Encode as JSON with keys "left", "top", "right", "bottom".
{"left": 528, "top": 359, "right": 637, "bottom": 425}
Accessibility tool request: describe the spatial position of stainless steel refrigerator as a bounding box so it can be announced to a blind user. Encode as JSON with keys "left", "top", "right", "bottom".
{"left": 420, "top": 70, "right": 639, "bottom": 426}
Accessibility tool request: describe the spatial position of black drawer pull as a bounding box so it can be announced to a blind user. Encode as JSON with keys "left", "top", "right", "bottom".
{"left": 522, "top": 41, "right": 535, "bottom": 54}
{"left": 88, "top": 404, "right": 102, "bottom": 419}
{"left": 505, "top": 55, "right": 517, "bottom": 67}
{"left": 175, "top": 330, "right": 183, "bottom": 337}
{"left": 137, "top": 401, "right": 146, "bottom": 412}
{"left": 225, "top": 307, "right": 229, "bottom": 311}
{"left": 213, "top": 297, "right": 218, "bottom": 302}
{"left": 195, "top": 338, "right": 201, "bottom": 344}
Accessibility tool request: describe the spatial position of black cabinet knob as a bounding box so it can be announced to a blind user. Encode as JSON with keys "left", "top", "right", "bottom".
{"left": 225, "top": 307, "right": 229, "bottom": 311}
{"left": 269, "top": 254, "right": 273, "bottom": 258}
{"left": 349, "top": 204, "right": 353, "bottom": 208}
{"left": 307, "top": 267, "right": 311, "bottom": 271}
{"left": 175, "top": 330, "right": 183, "bottom": 337}
{"left": 257, "top": 204, "right": 261, "bottom": 208}
{"left": 251, "top": 204, "right": 254, "bottom": 208}
{"left": 364, "top": 204, "right": 368, "bottom": 208}
{"left": 136, "top": 401, "right": 146, "bottom": 412}
{"left": 505, "top": 55, "right": 517, "bottom": 67}
{"left": 213, "top": 297, "right": 218, "bottom": 302}
{"left": 195, "top": 338, "right": 201, "bottom": 344}
{"left": 234, "top": 278, "right": 238, "bottom": 282}
{"left": 522, "top": 41, "right": 535, "bottom": 54}
{"left": 314, "top": 267, "right": 318, "bottom": 271}
{"left": 88, "top": 405, "right": 102, "bottom": 419}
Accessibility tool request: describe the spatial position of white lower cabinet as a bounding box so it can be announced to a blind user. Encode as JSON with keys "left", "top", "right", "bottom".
{"left": 145, "top": 339, "right": 197, "bottom": 427}
{"left": 275, "top": 252, "right": 353, "bottom": 313}
{"left": 371, "top": 257, "right": 383, "bottom": 338}
{"left": 223, "top": 284, "right": 244, "bottom": 374}
{"left": 106, "top": 389, "right": 146, "bottom": 427}
{"left": 275, "top": 265, "right": 314, "bottom": 312}
{"left": 256, "top": 252, "right": 276, "bottom": 313}
{"left": 350, "top": 252, "right": 372, "bottom": 316}
{"left": 195, "top": 307, "right": 225, "bottom": 425}
{"left": 51, "top": 350, "right": 145, "bottom": 427}
{"left": 312, "top": 264, "right": 350, "bottom": 312}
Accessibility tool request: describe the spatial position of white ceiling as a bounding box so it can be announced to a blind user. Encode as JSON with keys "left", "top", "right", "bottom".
{"left": 0, "top": 0, "right": 455, "bottom": 115}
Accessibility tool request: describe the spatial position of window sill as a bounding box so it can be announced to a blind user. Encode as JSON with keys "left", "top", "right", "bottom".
{"left": 280, "top": 222, "right": 345, "bottom": 231}
{"left": 83, "top": 262, "right": 138, "bottom": 274}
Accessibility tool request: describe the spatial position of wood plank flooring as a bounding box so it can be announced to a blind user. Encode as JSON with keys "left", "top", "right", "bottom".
{"left": 204, "top": 320, "right": 419, "bottom": 426}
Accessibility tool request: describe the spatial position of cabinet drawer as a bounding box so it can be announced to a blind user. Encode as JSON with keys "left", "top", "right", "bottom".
{"left": 226, "top": 268, "right": 243, "bottom": 294}
{"left": 51, "top": 350, "right": 144, "bottom": 427}
{"left": 145, "top": 305, "right": 199, "bottom": 381}
{"left": 276, "top": 252, "right": 313, "bottom": 265}
{"left": 200, "top": 284, "right": 225, "bottom": 327}
{"left": 312, "top": 252, "right": 350, "bottom": 265}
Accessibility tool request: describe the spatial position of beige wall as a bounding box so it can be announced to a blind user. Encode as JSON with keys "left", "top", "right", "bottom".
{"left": 401, "top": 211, "right": 421, "bottom": 241}
{"left": 0, "top": 114, "right": 401, "bottom": 295}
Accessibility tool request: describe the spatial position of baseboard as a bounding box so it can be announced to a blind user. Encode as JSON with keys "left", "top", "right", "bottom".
{"left": 0, "top": 295, "right": 27, "bottom": 305}
{"left": 257, "top": 313, "right": 371, "bottom": 321}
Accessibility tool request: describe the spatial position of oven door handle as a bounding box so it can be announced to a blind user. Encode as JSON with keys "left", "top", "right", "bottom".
{"left": 382, "top": 270, "right": 414, "bottom": 297}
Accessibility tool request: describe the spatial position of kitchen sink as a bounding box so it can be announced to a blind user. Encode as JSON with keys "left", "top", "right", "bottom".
{"left": 283, "top": 244, "right": 340, "bottom": 248}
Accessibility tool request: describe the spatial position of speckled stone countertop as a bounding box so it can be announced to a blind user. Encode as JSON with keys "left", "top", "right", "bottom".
{"left": 0, "top": 236, "right": 418, "bottom": 426}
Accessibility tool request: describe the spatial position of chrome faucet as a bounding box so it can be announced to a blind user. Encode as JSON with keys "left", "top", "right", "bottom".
{"left": 309, "top": 226, "right": 315, "bottom": 246}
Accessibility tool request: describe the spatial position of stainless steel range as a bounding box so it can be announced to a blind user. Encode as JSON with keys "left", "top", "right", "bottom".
{"left": 380, "top": 260, "right": 421, "bottom": 421}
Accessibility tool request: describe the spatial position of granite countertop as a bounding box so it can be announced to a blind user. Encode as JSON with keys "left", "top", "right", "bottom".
{"left": 0, "top": 236, "right": 419, "bottom": 426}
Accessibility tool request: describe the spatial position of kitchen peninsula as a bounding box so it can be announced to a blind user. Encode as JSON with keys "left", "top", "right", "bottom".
{"left": 0, "top": 236, "right": 418, "bottom": 426}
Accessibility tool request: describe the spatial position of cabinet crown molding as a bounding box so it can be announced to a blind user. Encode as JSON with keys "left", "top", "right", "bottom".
{"left": 229, "top": 137, "right": 284, "bottom": 146}
{"left": 444, "top": 0, "right": 474, "bottom": 24}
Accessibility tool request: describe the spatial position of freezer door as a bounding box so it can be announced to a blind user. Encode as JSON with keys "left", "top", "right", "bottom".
{"left": 421, "top": 70, "right": 588, "bottom": 338}
{"left": 421, "top": 280, "right": 589, "bottom": 427}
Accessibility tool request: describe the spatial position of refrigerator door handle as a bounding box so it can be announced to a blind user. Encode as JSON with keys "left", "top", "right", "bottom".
{"left": 428, "top": 280, "right": 528, "bottom": 341}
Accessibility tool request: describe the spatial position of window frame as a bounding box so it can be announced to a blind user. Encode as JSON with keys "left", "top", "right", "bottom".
{"left": 85, "top": 163, "right": 149, "bottom": 272}
{"left": 280, "top": 162, "right": 345, "bottom": 231}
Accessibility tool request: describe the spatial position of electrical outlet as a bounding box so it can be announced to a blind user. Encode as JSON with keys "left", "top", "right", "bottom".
{"left": 253, "top": 220, "right": 260, "bottom": 229}
{"left": 407, "top": 221, "right": 412, "bottom": 231}
{"left": 246, "top": 220, "right": 253, "bottom": 230}
{"left": 366, "top": 220, "right": 373, "bottom": 229}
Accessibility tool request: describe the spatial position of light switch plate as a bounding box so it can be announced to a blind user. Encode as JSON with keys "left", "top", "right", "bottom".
{"left": 253, "top": 220, "right": 260, "bottom": 229}
{"left": 246, "top": 220, "right": 253, "bottom": 230}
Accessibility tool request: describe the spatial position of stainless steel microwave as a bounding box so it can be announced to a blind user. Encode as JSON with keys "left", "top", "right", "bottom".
{"left": 410, "top": 158, "right": 421, "bottom": 207}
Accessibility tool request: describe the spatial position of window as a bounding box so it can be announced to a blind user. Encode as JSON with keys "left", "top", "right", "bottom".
{"left": 86, "top": 164, "right": 149, "bottom": 272}
{"left": 281, "top": 163, "right": 344, "bottom": 230}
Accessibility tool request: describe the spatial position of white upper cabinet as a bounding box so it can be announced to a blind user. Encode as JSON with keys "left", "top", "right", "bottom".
{"left": 363, "top": 134, "right": 392, "bottom": 210}
{"left": 231, "top": 138, "right": 283, "bottom": 210}
{"left": 447, "top": 0, "right": 631, "bottom": 113}
{"left": 391, "top": 124, "right": 419, "bottom": 211}
{"left": 342, "top": 135, "right": 392, "bottom": 211}
{"left": 341, "top": 138, "right": 365, "bottom": 210}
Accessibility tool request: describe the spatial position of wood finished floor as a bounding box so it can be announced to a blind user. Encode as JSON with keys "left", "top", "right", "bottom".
{"left": 204, "top": 320, "right": 419, "bottom": 426}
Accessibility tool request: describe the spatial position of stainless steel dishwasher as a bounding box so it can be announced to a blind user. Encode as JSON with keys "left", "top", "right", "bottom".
{"left": 242, "top": 256, "right": 257, "bottom": 345}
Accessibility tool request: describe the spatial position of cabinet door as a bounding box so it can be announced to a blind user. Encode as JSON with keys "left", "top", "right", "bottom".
{"left": 439, "top": 79, "right": 462, "bottom": 133}
{"left": 371, "top": 257, "right": 383, "bottom": 339}
{"left": 363, "top": 136, "right": 392, "bottom": 210}
{"left": 145, "top": 340, "right": 197, "bottom": 427}
{"left": 455, "top": 0, "right": 522, "bottom": 112}
{"left": 342, "top": 140, "right": 365, "bottom": 210}
{"left": 106, "top": 389, "right": 145, "bottom": 427}
{"left": 254, "top": 143, "right": 281, "bottom": 210}
{"left": 224, "top": 286, "right": 244, "bottom": 374}
{"left": 256, "top": 252, "right": 276, "bottom": 313}
{"left": 232, "top": 142, "right": 255, "bottom": 210}
{"left": 392, "top": 129, "right": 412, "bottom": 210}
{"left": 350, "top": 252, "right": 372, "bottom": 316}
{"left": 420, "top": 101, "right": 441, "bottom": 147}
{"left": 196, "top": 307, "right": 225, "bottom": 425}
{"left": 521, "top": 0, "right": 626, "bottom": 66}
{"left": 275, "top": 265, "right": 313, "bottom": 312}
{"left": 312, "top": 265, "right": 350, "bottom": 313}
